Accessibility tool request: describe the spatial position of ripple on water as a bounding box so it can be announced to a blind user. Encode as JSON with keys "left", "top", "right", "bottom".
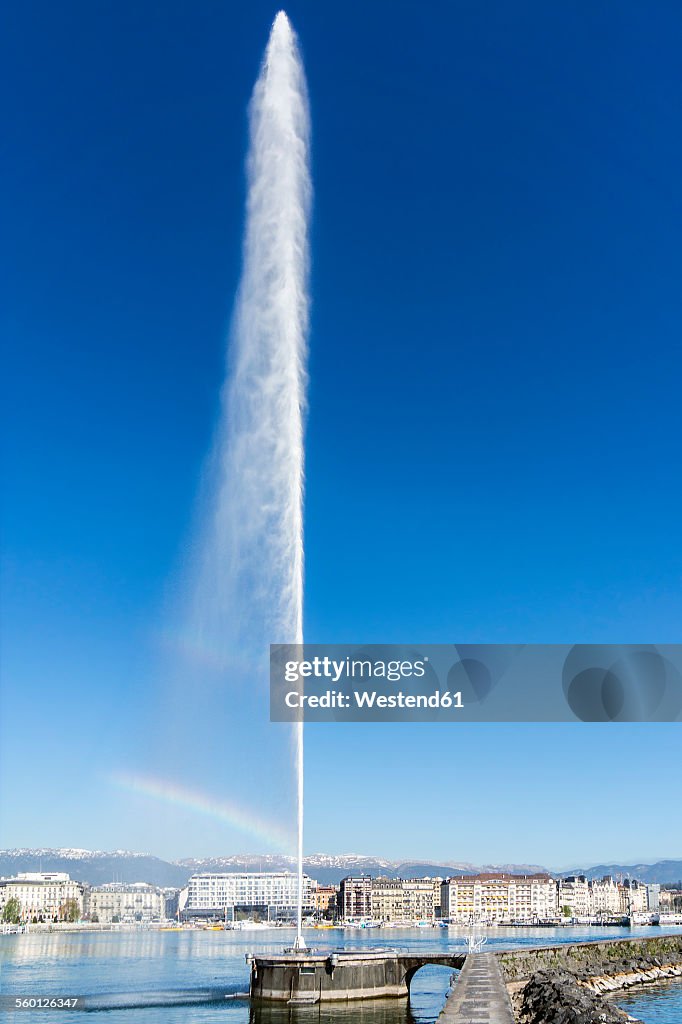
{"left": 1, "top": 926, "right": 681, "bottom": 1024}
{"left": 616, "top": 978, "right": 682, "bottom": 1024}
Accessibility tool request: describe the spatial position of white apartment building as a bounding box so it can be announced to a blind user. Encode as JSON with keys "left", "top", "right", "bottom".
{"left": 441, "top": 874, "right": 557, "bottom": 923}
{"left": 441, "top": 877, "right": 479, "bottom": 921}
{"left": 87, "top": 883, "right": 166, "bottom": 924}
{"left": 558, "top": 876, "right": 590, "bottom": 917}
{"left": 402, "top": 879, "right": 442, "bottom": 921}
{"left": 185, "top": 872, "right": 314, "bottom": 920}
{"left": 558, "top": 876, "right": 653, "bottom": 918}
{"left": 371, "top": 879, "right": 405, "bottom": 922}
{"left": 0, "top": 873, "right": 84, "bottom": 921}
{"left": 508, "top": 875, "right": 558, "bottom": 920}
{"left": 589, "top": 877, "right": 621, "bottom": 916}
{"left": 619, "top": 880, "right": 647, "bottom": 913}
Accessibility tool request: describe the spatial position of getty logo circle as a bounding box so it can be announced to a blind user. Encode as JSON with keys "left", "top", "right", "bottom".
{"left": 562, "top": 645, "right": 682, "bottom": 721}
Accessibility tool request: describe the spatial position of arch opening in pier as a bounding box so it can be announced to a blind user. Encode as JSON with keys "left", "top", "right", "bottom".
{"left": 406, "top": 963, "right": 460, "bottom": 1019}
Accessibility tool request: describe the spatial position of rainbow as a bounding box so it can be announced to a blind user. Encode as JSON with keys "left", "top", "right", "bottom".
{"left": 109, "top": 772, "right": 293, "bottom": 851}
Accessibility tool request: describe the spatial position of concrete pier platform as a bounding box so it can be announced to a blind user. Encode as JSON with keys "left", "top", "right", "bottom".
{"left": 437, "top": 954, "right": 514, "bottom": 1023}
{"left": 248, "top": 934, "right": 682, "bottom": 1013}
{"left": 248, "top": 949, "right": 466, "bottom": 1003}
{"left": 249, "top": 950, "right": 404, "bottom": 1003}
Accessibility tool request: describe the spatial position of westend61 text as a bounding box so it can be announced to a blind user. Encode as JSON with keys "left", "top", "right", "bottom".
{"left": 285, "top": 689, "right": 463, "bottom": 709}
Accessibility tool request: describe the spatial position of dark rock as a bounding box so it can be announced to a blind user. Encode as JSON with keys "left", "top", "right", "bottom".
{"left": 520, "top": 970, "right": 630, "bottom": 1024}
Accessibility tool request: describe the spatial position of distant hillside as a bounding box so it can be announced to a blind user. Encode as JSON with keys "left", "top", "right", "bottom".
{"left": 175, "top": 854, "right": 539, "bottom": 885}
{"left": 559, "top": 860, "right": 682, "bottom": 885}
{"left": 0, "top": 849, "right": 189, "bottom": 888}
{"left": 1, "top": 849, "right": 679, "bottom": 888}
{"left": 178, "top": 854, "right": 403, "bottom": 886}
{"left": 390, "top": 863, "right": 475, "bottom": 880}
{"left": 0, "top": 850, "right": 501, "bottom": 886}
{"left": 389, "top": 862, "right": 545, "bottom": 880}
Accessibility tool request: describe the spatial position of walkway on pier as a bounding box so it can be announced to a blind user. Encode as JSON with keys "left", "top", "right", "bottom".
{"left": 437, "top": 953, "right": 515, "bottom": 1023}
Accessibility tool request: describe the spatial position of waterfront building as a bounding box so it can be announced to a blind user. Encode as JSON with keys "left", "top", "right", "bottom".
{"left": 369, "top": 877, "right": 443, "bottom": 923}
{"left": 184, "top": 872, "right": 315, "bottom": 920}
{"left": 441, "top": 876, "right": 477, "bottom": 921}
{"left": 371, "top": 879, "right": 406, "bottom": 922}
{"left": 646, "top": 885, "right": 660, "bottom": 912}
{"left": 559, "top": 876, "right": 590, "bottom": 917}
{"left": 161, "top": 887, "right": 182, "bottom": 920}
{"left": 619, "top": 879, "right": 647, "bottom": 913}
{"left": 507, "top": 874, "right": 558, "bottom": 920}
{"left": 87, "top": 883, "right": 166, "bottom": 924}
{"left": 441, "top": 874, "right": 556, "bottom": 923}
{"left": 660, "top": 888, "right": 682, "bottom": 911}
{"left": 589, "top": 876, "right": 621, "bottom": 916}
{"left": 338, "top": 876, "right": 372, "bottom": 921}
{"left": 402, "top": 879, "right": 442, "bottom": 921}
{"left": 0, "top": 872, "right": 84, "bottom": 922}
{"left": 314, "top": 885, "right": 337, "bottom": 919}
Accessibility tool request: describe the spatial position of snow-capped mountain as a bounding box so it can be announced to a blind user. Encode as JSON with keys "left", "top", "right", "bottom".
{"left": 1, "top": 849, "right": 679, "bottom": 888}
{"left": 0, "top": 849, "right": 188, "bottom": 887}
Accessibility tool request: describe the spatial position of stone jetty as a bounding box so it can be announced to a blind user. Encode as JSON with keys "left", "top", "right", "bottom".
{"left": 437, "top": 953, "right": 514, "bottom": 1022}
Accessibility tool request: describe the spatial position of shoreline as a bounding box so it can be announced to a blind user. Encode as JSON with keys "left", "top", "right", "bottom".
{"left": 500, "top": 936, "right": 682, "bottom": 1023}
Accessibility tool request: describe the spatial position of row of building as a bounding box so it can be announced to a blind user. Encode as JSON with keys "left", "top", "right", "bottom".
{"left": 0, "top": 873, "right": 173, "bottom": 925}
{"left": 1, "top": 870, "right": 677, "bottom": 926}
{"left": 0, "top": 871, "right": 315, "bottom": 925}
{"left": 337, "top": 873, "right": 665, "bottom": 924}
{"left": 336, "top": 875, "right": 442, "bottom": 922}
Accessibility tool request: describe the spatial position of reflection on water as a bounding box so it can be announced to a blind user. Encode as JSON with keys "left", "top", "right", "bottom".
{"left": 76, "top": 991, "right": 248, "bottom": 1011}
{"left": 0, "top": 929, "right": 271, "bottom": 962}
{"left": 249, "top": 1000, "right": 412, "bottom": 1024}
{"left": 1, "top": 926, "right": 681, "bottom": 1024}
{"left": 248, "top": 964, "right": 454, "bottom": 1024}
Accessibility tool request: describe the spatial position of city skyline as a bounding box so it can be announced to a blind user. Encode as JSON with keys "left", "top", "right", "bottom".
{"left": 3, "top": 1, "right": 682, "bottom": 864}
{"left": 4, "top": 866, "right": 678, "bottom": 929}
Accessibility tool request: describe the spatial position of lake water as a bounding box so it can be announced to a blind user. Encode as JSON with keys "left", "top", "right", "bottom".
{"left": 1, "top": 925, "right": 681, "bottom": 1023}
{"left": 616, "top": 978, "right": 682, "bottom": 1023}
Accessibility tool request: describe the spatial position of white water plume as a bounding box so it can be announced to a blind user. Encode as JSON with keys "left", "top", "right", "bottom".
{"left": 188, "top": 11, "right": 310, "bottom": 944}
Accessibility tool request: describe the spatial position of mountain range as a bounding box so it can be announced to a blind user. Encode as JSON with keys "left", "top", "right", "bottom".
{"left": 0, "top": 849, "right": 679, "bottom": 888}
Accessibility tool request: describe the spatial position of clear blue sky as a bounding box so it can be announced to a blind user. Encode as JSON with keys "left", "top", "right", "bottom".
{"left": 2, "top": 1, "right": 681, "bottom": 868}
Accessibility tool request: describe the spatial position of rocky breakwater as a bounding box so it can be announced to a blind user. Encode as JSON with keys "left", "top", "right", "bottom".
{"left": 518, "top": 970, "right": 637, "bottom": 1023}
{"left": 583, "top": 959, "right": 682, "bottom": 997}
{"left": 497, "top": 935, "right": 682, "bottom": 1023}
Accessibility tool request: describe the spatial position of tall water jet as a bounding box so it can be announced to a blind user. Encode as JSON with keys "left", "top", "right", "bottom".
{"left": 189, "top": 11, "right": 310, "bottom": 947}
